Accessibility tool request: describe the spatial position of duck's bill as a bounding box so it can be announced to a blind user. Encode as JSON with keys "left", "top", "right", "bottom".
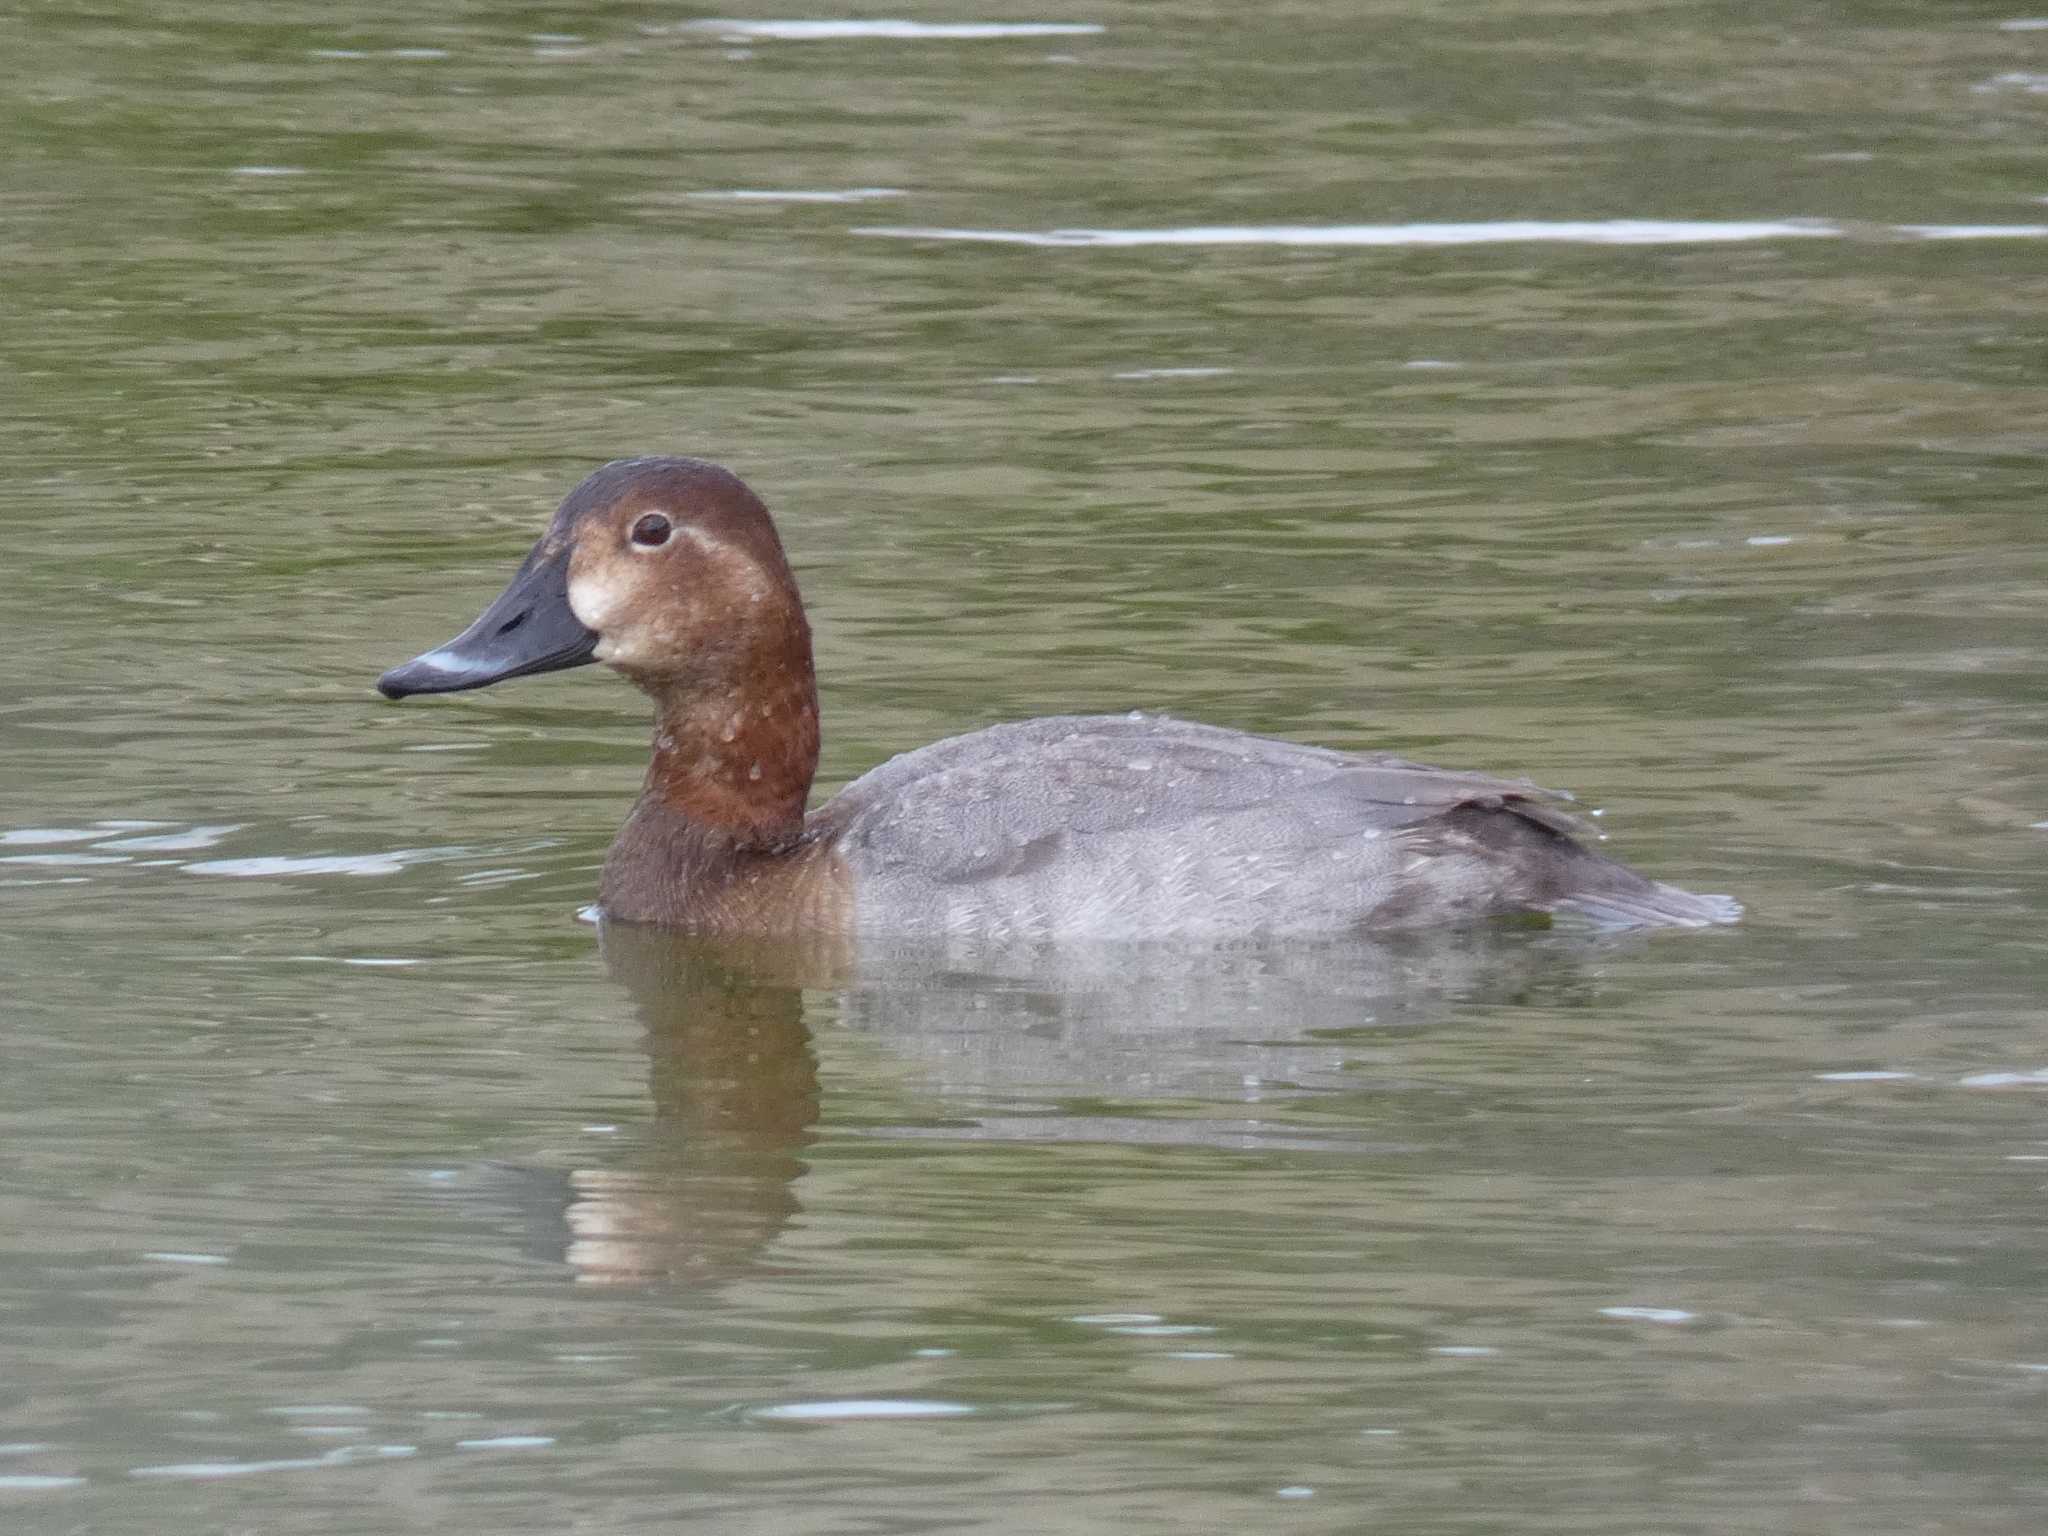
{"left": 376, "top": 543, "right": 599, "bottom": 700}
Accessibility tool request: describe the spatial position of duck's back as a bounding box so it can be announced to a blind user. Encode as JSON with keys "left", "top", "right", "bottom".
{"left": 808, "top": 713, "right": 1737, "bottom": 939}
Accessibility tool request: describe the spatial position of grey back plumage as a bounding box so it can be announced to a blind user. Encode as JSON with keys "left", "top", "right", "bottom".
{"left": 812, "top": 714, "right": 1736, "bottom": 939}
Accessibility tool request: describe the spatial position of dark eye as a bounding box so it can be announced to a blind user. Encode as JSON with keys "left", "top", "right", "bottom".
{"left": 630, "top": 512, "right": 672, "bottom": 548}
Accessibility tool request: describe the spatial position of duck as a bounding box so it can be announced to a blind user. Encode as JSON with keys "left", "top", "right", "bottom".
{"left": 376, "top": 457, "right": 1740, "bottom": 938}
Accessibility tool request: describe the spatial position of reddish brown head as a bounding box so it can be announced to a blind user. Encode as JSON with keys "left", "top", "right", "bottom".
{"left": 378, "top": 457, "right": 820, "bottom": 846}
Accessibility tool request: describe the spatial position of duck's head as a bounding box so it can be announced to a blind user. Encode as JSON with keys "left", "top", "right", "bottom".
{"left": 377, "top": 456, "right": 812, "bottom": 703}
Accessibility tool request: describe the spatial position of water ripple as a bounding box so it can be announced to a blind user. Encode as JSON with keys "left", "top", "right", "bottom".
{"left": 855, "top": 219, "right": 2048, "bottom": 247}
{"left": 678, "top": 20, "right": 1104, "bottom": 42}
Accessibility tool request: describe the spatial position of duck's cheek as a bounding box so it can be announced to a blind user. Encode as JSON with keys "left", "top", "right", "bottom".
{"left": 568, "top": 569, "right": 630, "bottom": 632}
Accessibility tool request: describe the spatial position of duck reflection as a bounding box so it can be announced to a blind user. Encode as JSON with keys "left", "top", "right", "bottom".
{"left": 555, "top": 924, "right": 847, "bottom": 1286}
{"left": 535, "top": 919, "right": 1608, "bottom": 1287}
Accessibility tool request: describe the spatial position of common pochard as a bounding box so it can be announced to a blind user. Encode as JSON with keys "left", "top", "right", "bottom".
{"left": 377, "top": 457, "right": 1739, "bottom": 937}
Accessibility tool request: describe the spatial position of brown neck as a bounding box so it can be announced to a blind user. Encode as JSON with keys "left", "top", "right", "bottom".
{"left": 637, "top": 649, "right": 819, "bottom": 850}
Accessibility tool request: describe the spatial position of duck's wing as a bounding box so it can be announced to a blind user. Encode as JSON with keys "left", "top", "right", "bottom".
{"left": 820, "top": 713, "right": 1574, "bottom": 848}
{"left": 811, "top": 714, "right": 1619, "bottom": 936}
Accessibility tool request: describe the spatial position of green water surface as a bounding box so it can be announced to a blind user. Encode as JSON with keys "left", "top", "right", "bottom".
{"left": 6, "top": 4, "right": 2048, "bottom": 1531}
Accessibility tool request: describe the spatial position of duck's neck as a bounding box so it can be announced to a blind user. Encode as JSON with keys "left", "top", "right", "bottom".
{"left": 637, "top": 658, "right": 819, "bottom": 852}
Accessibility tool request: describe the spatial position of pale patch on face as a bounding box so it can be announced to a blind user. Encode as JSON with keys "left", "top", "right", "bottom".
{"left": 568, "top": 568, "right": 630, "bottom": 633}
{"left": 571, "top": 562, "right": 661, "bottom": 669}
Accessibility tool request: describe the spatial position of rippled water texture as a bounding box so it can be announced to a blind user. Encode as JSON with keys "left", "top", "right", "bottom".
{"left": 7, "top": 3, "right": 2048, "bottom": 1531}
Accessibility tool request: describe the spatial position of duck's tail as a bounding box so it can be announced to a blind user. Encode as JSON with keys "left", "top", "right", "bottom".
{"left": 1539, "top": 828, "right": 1744, "bottom": 926}
{"left": 1557, "top": 879, "right": 1742, "bottom": 929}
{"left": 1439, "top": 801, "right": 1742, "bottom": 930}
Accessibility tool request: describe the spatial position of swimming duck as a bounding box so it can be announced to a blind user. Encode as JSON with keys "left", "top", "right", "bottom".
{"left": 377, "top": 457, "right": 1739, "bottom": 937}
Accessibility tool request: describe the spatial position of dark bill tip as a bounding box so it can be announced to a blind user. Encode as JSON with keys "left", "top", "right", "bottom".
{"left": 375, "top": 543, "right": 600, "bottom": 701}
{"left": 376, "top": 648, "right": 516, "bottom": 700}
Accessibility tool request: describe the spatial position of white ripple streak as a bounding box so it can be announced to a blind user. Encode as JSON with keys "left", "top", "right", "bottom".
{"left": 183, "top": 853, "right": 410, "bottom": 878}
{"left": 687, "top": 20, "right": 1104, "bottom": 41}
{"left": 854, "top": 219, "right": 2048, "bottom": 248}
{"left": 752, "top": 1399, "right": 975, "bottom": 1421}
{"left": 130, "top": 1444, "right": 416, "bottom": 1480}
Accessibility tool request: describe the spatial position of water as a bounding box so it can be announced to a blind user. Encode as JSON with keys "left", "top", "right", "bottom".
{"left": 7, "top": 2, "right": 2048, "bottom": 1529}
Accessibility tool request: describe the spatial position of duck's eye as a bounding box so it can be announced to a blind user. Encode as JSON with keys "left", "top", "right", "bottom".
{"left": 629, "top": 512, "right": 673, "bottom": 548}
